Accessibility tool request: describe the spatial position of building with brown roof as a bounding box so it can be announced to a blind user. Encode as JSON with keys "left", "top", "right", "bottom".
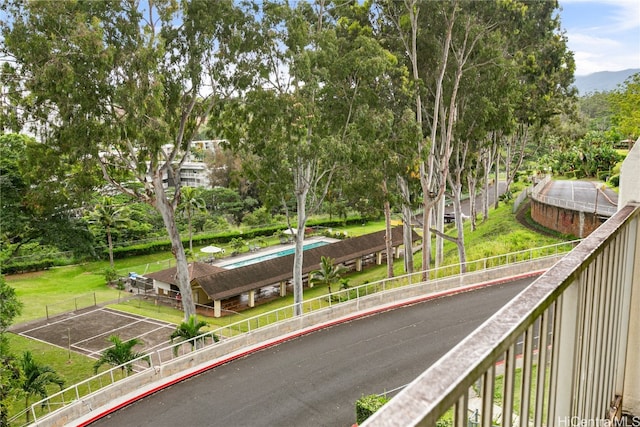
{"left": 143, "top": 226, "right": 420, "bottom": 317}
{"left": 145, "top": 262, "right": 227, "bottom": 304}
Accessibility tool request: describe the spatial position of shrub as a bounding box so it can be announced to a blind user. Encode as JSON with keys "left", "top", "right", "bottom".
{"left": 0, "top": 256, "right": 73, "bottom": 275}
{"left": 355, "top": 394, "right": 389, "bottom": 424}
{"left": 104, "top": 267, "right": 119, "bottom": 285}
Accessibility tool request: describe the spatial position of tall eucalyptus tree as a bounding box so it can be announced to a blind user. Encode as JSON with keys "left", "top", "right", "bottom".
{"left": 218, "top": 1, "right": 403, "bottom": 314}
{"left": 497, "top": 0, "right": 576, "bottom": 195}
{"left": 1, "top": 0, "right": 258, "bottom": 320}
{"left": 328, "top": 1, "right": 420, "bottom": 276}
{"left": 376, "top": 0, "right": 451, "bottom": 274}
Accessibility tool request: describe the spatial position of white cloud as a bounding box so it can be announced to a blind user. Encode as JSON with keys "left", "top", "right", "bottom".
{"left": 602, "top": 1, "right": 640, "bottom": 33}
{"left": 561, "top": 0, "right": 640, "bottom": 75}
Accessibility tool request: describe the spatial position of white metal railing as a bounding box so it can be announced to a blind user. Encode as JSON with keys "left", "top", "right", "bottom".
{"left": 14, "top": 241, "right": 579, "bottom": 426}
{"left": 6, "top": 353, "right": 153, "bottom": 427}
{"left": 531, "top": 174, "right": 552, "bottom": 196}
{"left": 511, "top": 186, "right": 532, "bottom": 213}
{"left": 363, "top": 204, "right": 639, "bottom": 426}
{"left": 532, "top": 192, "right": 617, "bottom": 216}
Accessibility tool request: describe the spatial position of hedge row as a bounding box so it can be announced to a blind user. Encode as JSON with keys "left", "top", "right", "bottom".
{"left": 1, "top": 257, "right": 72, "bottom": 275}
{"left": 1, "top": 217, "right": 370, "bottom": 274}
{"left": 106, "top": 216, "right": 366, "bottom": 260}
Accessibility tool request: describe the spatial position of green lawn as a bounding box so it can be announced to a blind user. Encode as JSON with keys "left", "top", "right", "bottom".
{"left": 6, "top": 264, "right": 122, "bottom": 323}
{"left": 5, "top": 334, "right": 98, "bottom": 424}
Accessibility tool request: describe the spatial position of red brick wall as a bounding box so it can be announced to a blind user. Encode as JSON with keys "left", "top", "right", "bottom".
{"left": 530, "top": 199, "right": 604, "bottom": 238}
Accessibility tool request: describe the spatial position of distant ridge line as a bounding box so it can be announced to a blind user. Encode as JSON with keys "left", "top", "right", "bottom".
{"left": 573, "top": 68, "right": 640, "bottom": 95}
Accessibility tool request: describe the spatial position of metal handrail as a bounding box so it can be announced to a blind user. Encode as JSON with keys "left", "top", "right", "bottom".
{"left": 531, "top": 192, "right": 617, "bottom": 216}
{"left": 363, "top": 204, "right": 639, "bottom": 426}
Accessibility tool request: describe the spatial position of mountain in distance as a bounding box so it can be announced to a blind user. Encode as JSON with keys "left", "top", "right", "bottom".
{"left": 573, "top": 68, "right": 639, "bottom": 95}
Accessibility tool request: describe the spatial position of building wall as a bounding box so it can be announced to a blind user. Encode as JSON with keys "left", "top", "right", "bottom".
{"left": 620, "top": 138, "right": 640, "bottom": 414}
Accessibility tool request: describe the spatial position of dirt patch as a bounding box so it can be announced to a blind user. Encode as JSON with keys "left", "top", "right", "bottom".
{"left": 4, "top": 270, "right": 44, "bottom": 281}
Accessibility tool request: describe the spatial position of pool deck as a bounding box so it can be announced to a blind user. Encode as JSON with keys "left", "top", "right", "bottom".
{"left": 209, "top": 236, "right": 339, "bottom": 269}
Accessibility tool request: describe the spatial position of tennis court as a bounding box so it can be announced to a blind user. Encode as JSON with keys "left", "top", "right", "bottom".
{"left": 11, "top": 307, "right": 177, "bottom": 359}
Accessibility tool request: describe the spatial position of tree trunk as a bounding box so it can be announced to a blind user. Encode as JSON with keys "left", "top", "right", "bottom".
{"left": 382, "top": 179, "right": 394, "bottom": 278}
{"left": 293, "top": 188, "right": 308, "bottom": 316}
{"left": 152, "top": 175, "right": 196, "bottom": 321}
{"left": 397, "top": 175, "right": 414, "bottom": 274}
{"left": 188, "top": 210, "right": 193, "bottom": 254}
{"left": 450, "top": 173, "right": 467, "bottom": 273}
{"left": 106, "top": 225, "right": 114, "bottom": 268}
{"left": 467, "top": 172, "right": 478, "bottom": 231}
{"left": 422, "top": 202, "right": 433, "bottom": 279}
{"left": 435, "top": 196, "right": 445, "bottom": 268}
{"left": 24, "top": 397, "right": 30, "bottom": 423}
{"left": 494, "top": 147, "right": 500, "bottom": 210}
{"left": 482, "top": 148, "right": 490, "bottom": 222}
{"left": 504, "top": 124, "right": 529, "bottom": 193}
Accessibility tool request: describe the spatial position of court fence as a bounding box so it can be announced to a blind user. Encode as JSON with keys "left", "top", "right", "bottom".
{"left": 45, "top": 293, "right": 98, "bottom": 320}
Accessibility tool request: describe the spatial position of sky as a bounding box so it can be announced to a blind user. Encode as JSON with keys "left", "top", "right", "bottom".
{"left": 558, "top": 0, "right": 640, "bottom": 76}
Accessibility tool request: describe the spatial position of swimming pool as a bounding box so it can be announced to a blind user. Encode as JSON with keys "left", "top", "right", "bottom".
{"left": 222, "top": 241, "right": 329, "bottom": 269}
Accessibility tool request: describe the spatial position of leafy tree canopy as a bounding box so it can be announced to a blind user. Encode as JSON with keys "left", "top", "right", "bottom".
{"left": 0, "top": 133, "right": 95, "bottom": 261}
{"left": 610, "top": 72, "right": 640, "bottom": 141}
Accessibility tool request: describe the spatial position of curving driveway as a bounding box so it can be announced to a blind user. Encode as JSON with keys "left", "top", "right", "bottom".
{"left": 539, "top": 180, "right": 618, "bottom": 216}
{"left": 91, "top": 277, "right": 535, "bottom": 427}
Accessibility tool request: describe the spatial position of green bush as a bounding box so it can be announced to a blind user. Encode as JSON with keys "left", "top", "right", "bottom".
{"left": 104, "top": 267, "right": 119, "bottom": 284}
{"left": 0, "top": 257, "right": 73, "bottom": 275}
{"left": 608, "top": 174, "right": 620, "bottom": 187}
{"left": 355, "top": 394, "right": 389, "bottom": 424}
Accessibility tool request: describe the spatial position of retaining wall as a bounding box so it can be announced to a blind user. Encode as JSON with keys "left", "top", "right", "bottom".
{"left": 531, "top": 198, "right": 605, "bottom": 238}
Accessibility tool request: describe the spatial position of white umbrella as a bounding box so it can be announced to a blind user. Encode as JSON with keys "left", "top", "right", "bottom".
{"left": 200, "top": 245, "right": 224, "bottom": 254}
{"left": 282, "top": 228, "right": 297, "bottom": 235}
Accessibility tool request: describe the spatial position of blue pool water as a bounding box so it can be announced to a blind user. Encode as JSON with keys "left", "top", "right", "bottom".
{"left": 223, "top": 241, "right": 329, "bottom": 269}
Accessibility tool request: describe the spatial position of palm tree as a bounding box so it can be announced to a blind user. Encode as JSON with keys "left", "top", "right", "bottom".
{"left": 19, "top": 351, "right": 64, "bottom": 422}
{"left": 93, "top": 335, "right": 150, "bottom": 376}
{"left": 170, "top": 315, "right": 218, "bottom": 356}
{"left": 309, "top": 256, "right": 348, "bottom": 299}
{"left": 179, "top": 186, "right": 206, "bottom": 253}
{"left": 89, "top": 197, "right": 130, "bottom": 268}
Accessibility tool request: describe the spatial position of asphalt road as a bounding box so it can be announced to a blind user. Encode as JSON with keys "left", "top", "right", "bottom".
{"left": 541, "top": 180, "right": 617, "bottom": 215}
{"left": 450, "top": 181, "right": 507, "bottom": 216}
{"left": 92, "top": 277, "right": 534, "bottom": 427}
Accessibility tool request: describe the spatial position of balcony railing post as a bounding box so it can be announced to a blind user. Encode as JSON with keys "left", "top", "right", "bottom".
{"left": 481, "top": 366, "right": 495, "bottom": 426}
{"left": 622, "top": 212, "right": 640, "bottom": 414}
{"left": 502, "top": 344, "right": 516, "bottom": 427}
{"left": 454, "top": 394, "right": 468, "bottom": 427}
{"left": 550, "top": 271, "right": 579, "bottom": 420}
